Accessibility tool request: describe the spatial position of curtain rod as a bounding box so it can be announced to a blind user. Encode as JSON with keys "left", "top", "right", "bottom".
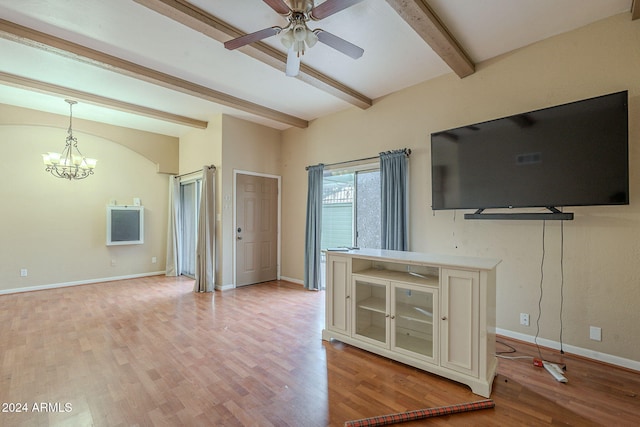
{"left": 173, "top": 164, "right": 215, "bottom": 179}
{"left": 305, "top": 148, "right": 411, "bottom": 171}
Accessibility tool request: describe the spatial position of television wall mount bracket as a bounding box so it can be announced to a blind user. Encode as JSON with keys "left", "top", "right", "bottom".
{"left": 464, "top": 207, "right": 574, "bottom": 221}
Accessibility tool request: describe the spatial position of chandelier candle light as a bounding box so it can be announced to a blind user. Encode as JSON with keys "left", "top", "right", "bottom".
{"left": 42, "top": 99, "right": 97, "bottom": 180}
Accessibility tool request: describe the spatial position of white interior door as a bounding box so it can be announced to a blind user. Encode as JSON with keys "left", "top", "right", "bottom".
{"left": 236, "top": 174, "right": 278, "bottom": 286}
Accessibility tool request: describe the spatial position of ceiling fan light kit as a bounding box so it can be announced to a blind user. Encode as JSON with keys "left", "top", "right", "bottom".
{"left": 224, "top": 0, "right": 365, "bottom": 77}
{"left": 279, "top": 12, "right": 318, "bottom": 54}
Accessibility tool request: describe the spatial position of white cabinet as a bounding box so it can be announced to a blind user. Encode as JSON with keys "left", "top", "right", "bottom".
{"left": 350, "top": 273, "right": 439, "bottom": 364}
{"left": 325, "top": 254, "right": 351, "bottom": 335}
{"left": 440, "top": 268, "right": 479, "bottom": 377}
{"left": 353, "top": 275, "right": 389, "bottom": 347}
{"left": 322, "top": 249, "right": 499, "bottom": 397}
{"left": 391, "top": 283, "right": 438, "bottom": 364}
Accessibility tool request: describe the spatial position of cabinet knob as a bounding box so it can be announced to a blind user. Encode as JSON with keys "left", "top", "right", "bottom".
{"left": 390, "top": 315, "right": 395, "bottom": 319}
{"left": 441, "top": 316, "right": 447, "bottom": 320}
{"left": 346, "top": 295, "right": 350, "bottom": 299}
{"left": 385, "top": 314, "right": 390, "bottom": 318}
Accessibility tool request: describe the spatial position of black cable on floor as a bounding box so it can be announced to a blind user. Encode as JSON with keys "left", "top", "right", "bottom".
{"left": 496, "top": 340, "right": 517, "bottom": 354}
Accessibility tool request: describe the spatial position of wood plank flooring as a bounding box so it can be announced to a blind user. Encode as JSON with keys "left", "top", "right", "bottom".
{"left": 1, "top": 276, "right": 638, "bottom": 426}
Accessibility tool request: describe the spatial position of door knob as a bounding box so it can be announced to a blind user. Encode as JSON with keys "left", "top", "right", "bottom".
{"left": 441, "top": 316, "right": 447, "bottom": 320}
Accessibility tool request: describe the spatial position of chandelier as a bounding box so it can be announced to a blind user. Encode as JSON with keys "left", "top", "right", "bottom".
{"left": 42, "top": 99, "right": 97, "bottom": 180}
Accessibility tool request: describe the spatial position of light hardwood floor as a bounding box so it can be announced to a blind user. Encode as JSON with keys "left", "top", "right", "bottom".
{"left": 1, "top": 276, "right": 638, "bottom": 426}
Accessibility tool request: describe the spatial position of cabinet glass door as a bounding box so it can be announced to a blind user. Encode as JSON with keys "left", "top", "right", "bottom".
{"left": 353, "top": 277, "right": 388, "bottom": 346}
{"left": 392, "top": 284, "right": 437, "bottom": 361}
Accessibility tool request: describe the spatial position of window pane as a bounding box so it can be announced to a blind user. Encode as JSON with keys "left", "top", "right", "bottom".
{"left": 356, "top": 170, "right": 381, "bottom": 249}
{"left": 321, "top": 173, "right": 354, "bottom": 249}
{"left": 180, "top": 180, "right": 200, "bottom": 277}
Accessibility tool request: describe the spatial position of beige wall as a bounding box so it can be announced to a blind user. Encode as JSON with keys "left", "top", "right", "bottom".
{"left": 221, "top": 115, "right": 282, "bottom": 286}
{"left": 0, "top": 105, "right": 176, "bottom": 292}
{"left": 178, "top": 114, "right": 281, "bottom": 287}
{"left": 0, "top": 104, "right": 179, "bottom": 174}
{"left": 281, "top": 13, "right": 640, "bottom": 363}
{"left": 178, "top": 115, "right": 223, "bottom": 284}
{"left": 179, "top": 115, "right": 223, "bottom": 173}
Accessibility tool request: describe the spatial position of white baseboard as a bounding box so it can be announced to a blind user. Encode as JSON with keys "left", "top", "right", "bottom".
{"left": 496, "top": 328, "right": 640, "bottom": 372}
{"left": 214, "top": 277, "right": 303, "bottom": 291}
{"left": 0, "top": 271, "right": 167, "bottom": 295}
{"left": 279, "top": 275, "right": 304, "bottom": 285}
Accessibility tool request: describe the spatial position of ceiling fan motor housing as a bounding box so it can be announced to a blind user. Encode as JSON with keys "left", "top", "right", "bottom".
{"left": 288, "top": 0, "right": 314, "bottom": 14}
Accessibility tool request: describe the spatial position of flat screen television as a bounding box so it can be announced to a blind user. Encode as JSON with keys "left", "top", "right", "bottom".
{"left": 431, "top": 91, "right": 628, "bottom": 215}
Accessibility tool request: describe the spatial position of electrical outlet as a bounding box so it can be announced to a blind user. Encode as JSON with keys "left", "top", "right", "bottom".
{"left": 590, "top": 326, "right": 602, "bottom": 341}
{"left": 152, "top": 256, "right": 157, "bottom": 264}
{"left": 20, "top": 268, "right": 28, "bottom": 277}
{"left": 520, "top": 313, "right": 529, "bottom": 326}
{"left": 111, "top": 259, "right": 116, "bottom": 267}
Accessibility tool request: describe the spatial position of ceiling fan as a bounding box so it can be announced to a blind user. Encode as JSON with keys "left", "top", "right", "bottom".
{"left": 224, "top": 0, "right": 365, "bottom": 77}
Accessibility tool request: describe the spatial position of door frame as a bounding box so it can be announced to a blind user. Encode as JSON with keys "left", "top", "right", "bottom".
{"left": 233, "top": 169, "right": 282, "bottom": 288}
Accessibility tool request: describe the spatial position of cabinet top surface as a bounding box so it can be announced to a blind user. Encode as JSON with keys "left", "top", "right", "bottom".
{"left": 325, "top": 248, "right": 501, "bottom": 270}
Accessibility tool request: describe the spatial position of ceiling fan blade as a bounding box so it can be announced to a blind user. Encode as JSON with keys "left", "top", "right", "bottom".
{"left": 316, "top": 30, "right": 364, "bottom": 59}
{"left": 285, "top": 48, "right": 301, "bottom": 77}
{"left": 310, "top": 0, "right": 366, "bottom": 20}
{"left": 263, "top": 0, "right": 291, "bottom": 15}
{"left": 224, "top": 27, "right": 281, "bottom": 50}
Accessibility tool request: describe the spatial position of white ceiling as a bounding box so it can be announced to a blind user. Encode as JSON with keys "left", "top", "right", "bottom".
{"left": 0, "top": 0, "right": 633, "bottom": 137}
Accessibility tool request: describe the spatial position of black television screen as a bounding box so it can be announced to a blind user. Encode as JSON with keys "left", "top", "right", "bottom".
{"left": 431, "top": 91, "right": 628, "bottom": 211}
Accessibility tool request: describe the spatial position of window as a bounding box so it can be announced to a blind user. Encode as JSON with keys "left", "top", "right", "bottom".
{"left": 180, "top": 179, "right": 201, "bottom": 278}
{"left": 320, "top": 165, "right": 381, "bottom": 287}
{"left": 322, "top": 165, "right": 381, "bottom": 250}
{"left": 355, "top": 169, "right": 381, "bottom": 249}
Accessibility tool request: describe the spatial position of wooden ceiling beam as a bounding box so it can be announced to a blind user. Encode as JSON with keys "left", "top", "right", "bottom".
{"left": 0, "top": 18, "right": 308, "bottom": 128}
{"left": 0, "top": 71, "right": 208, "bottom": 129}
{"left": 385, "top": 0, "right": 475, "bottom": 78}
{"left": 133, "top": 0, "right": 372, "bottom": 109}
{"left": 632, "top": 0, "right": 639, "bottom": 20}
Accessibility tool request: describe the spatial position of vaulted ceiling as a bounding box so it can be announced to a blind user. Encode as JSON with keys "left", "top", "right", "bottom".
{"left": 0, "top": 0, "right": 636, "bottom": 136}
